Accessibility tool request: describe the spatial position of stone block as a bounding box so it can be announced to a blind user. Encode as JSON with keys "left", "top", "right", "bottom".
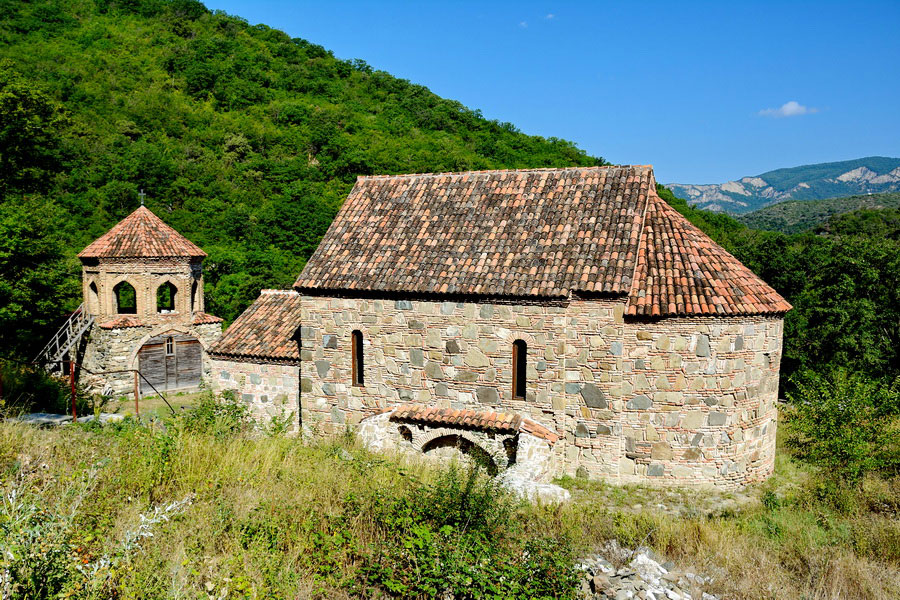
{"left": 464, "top": 348, "right": 489, "bottom": 367}
{"left": 479, "top": 304, "right": 494, "bottom": 319}
{"left": 648, "top": 463, "right": 664, "bottom": 477}
{"left": 696, "top": 334, "right": 710, "bottom": 357}
{"left": 581, "top": 383, "right": 608, "bottom": 409}
{"left": 250, "top": 374, "right": 261, "bottom": 385}
{"left": 322, "top": 334, "right": 338, "bottom": 349}
{"left": 636, "top": 330, "right": 652, "bottom": 340}
{"left": 445, "top": 340, "right": 460, "bottom": 354}
{"left": 596, "top": 423, "right": 612, "bottom": 435}
{"left": 575, "top": 422, "right": 591, "bottom": 438}
{"left": 408, "top": 348, "right": 424, "bottom": 367}
{"left": 425, "top": 361, "right": 443, "bottom": 379}
{"left": 610, "top": 341, "right": 623, "bottom": 356}
{"left": 476, "top": 386, "right": 499, "bottom": 405}
{"left": 395, "top": 300, "right": 412, "bottom": 310}
{"left": 651, "top": 442, "right": 673, "bottom": 460}
{"left": 627, "top": 395, "right": 652, "bottom": 410}
{"left": 708, "top": 411, "right": 727, "bottom": 426}
{"left": 300, "top": 378, "right": 313, "bottom": 393}
{"left": 682, "top": 412, "right": 703, "bottom": 430}
{"left": 314, "top": 360, "right": 331, "bottom": 378}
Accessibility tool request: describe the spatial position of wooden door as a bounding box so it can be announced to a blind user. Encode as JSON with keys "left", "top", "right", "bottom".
{"left": 138, "top": 334, "right": 202, "bottom": 394}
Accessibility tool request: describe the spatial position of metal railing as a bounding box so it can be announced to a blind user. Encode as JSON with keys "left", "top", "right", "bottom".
{"left": 34, "top": 304, "right": 95, "bottom": 374}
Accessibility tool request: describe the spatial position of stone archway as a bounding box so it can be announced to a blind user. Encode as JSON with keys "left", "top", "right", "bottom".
{"left": 421, "top": 434, "right": 499, "bottom": 475}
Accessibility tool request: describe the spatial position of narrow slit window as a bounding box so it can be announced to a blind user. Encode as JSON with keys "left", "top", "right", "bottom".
{"left": 512, "top": 339, "right": 527, "bottom": 399}
{"left": 165, "top": 336, "right": 175, "bottom": 356}
{"left": 351, "top": 330, "right": 364, "bottom": 386}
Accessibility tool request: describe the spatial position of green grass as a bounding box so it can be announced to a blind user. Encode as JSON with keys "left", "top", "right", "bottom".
{"left": 0, "top": 401, "right": 897, "bottom": 599}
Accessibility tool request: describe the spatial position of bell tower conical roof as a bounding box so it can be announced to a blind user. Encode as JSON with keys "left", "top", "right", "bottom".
{"left": 78, "top": 206, "right": 206, "bottom": 259}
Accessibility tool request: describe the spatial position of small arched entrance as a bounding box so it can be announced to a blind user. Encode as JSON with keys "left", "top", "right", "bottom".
{"left": 137, "top": 332, "right": 202, "bottom": 393}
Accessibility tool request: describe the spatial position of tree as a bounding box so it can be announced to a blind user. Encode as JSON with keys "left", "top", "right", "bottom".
{"left": 0, "top": 60, "right": 67, "bottom": 196}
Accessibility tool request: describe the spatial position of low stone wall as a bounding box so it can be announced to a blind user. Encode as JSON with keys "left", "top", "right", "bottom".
{"left": 209, "top": 357, "right": 300, "bottom": 433}
{"left": 298, "top": 294, "right": 783, "bottom": 489}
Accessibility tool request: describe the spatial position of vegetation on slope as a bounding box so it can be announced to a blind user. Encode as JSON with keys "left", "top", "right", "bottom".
{"left": 0, "top": 396, "right": 897, "bottom": 599}
{"left": 738, "top": 192, "right": 900, "bottom": 233}
{"left": 0, "top": 0, "right": 601, "bottom": 354}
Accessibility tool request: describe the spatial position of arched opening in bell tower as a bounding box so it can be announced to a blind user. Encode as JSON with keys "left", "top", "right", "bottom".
{"left": 156, "top": 281, "right": 178, "bottom": 314}
{"left": 113, "top": 281, "right": 137, "bottom": 315}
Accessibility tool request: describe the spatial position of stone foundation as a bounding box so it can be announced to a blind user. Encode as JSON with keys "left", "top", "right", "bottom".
{"left": 80, "top": 321, "right": 222, "bottom": 397}
{"left": 299, "top": 295, "right": 783, "bottom": 489}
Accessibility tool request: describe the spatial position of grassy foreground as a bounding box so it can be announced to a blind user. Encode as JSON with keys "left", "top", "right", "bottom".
{"left": 0, "top": 401, "right": 897, "bottom": 599}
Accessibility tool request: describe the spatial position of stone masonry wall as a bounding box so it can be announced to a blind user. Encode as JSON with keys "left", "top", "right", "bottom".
{"left": 298, "top": 295, "right": 783, "bottom": 488}
{"left": 210, "top": 358, "right": 300, "bottom": 433}
{"left": 80, "top": 321, "right": 222, "bottom": 397}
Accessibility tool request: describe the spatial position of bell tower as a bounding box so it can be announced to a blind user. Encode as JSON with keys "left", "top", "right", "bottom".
{"left": 74, "top": 206, "right": 223, "bottom": 397}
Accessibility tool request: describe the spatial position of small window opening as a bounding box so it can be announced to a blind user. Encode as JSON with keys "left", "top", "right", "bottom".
{"left": 190, "top": 280, "right": 199, "bottom": 313}
{"left": 351, "top": 330, "right": 364, "bottom": 387}
{"left": 157, "top": 282, "right": 177, "bottom": 313}
{"left": 512, "top": 339, "right": 527, "bottom": 399}
{"left": 88, "top": 282, "right": 99, "bottom": 313}
{"left": 113, "top": 281, "right": 137, "bottom": 314}
{"left": 165, "top": 337, "right": 175, "bottom": 356}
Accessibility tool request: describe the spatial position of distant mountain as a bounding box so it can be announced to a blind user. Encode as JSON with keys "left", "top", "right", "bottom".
{"left": 668, "top": 157, "right": 900, "bottom": 213}
{"left": 737, "top": 192, "right": 900, "bottom": 234}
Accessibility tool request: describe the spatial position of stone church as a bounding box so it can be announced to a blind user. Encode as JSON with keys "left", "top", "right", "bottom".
{"left": 215, "top": 164, "right": 790, "bottom": 489}
{"left": 75, "top": 206, "right": 222, "bottom": 396}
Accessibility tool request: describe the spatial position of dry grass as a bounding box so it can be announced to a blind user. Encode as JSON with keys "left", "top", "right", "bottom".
{"left": 0, "top": 418, "right": 897, "bottom": 599}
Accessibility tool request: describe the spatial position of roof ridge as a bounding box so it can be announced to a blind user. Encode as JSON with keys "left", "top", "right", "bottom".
{"left": 357, "top": 164, "right": 652, "bottom": 181}
{"left": 260, "top": 289, "right": 299, "bottom": 295}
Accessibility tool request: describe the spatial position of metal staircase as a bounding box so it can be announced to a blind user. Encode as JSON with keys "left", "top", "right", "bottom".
{"left": 35, "top": 304, "right": 95, "bottom": 373}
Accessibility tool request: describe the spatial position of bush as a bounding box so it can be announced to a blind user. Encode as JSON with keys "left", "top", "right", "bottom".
{"left": 180, "top": 390, "right": 251, "bottom": 438}
{"left": 358, "top": 464, "right": 578, "bottom": 599}
{"left": 0, "top": 360, "right": 91, "bottom": 416}
{"left": 785, "top": 370, "right": 899, "bottom": 485}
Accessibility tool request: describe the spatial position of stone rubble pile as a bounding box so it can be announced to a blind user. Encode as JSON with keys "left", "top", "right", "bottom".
{"left": 578, "top": 542, "right": 718, "bottom": 600}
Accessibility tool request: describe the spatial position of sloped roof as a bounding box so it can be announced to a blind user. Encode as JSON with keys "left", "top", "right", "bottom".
{"left": 209, "top": 290, "right": 302, "bottom": 363}
{"left": 296, "top": 166, "right": 790, "bottom": 317}
{"left": 296, "top": 166, "right": 652, "bottom": 297}
{"left": 98, "top": 315, "right": 145, "bottom": 329}
{"left": 627, "top": 196, "right": 792, "bottom": 316}
{"left": 79, "top": 206, "right": 206, "bottom": 259}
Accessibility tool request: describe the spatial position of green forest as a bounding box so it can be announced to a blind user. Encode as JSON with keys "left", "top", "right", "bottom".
{"left": 0, "top": 0, "right": 898, "bottom": 399}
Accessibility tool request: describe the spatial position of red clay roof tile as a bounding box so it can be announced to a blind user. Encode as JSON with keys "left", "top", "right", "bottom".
{"left": 295, "top": 166, "right": 789, "bottom": 317}
{"left": 209, "top": 290, "right": 302, "bottom": 363}
{"left": 79, "top": 206, "right": 206, "bottom": 259}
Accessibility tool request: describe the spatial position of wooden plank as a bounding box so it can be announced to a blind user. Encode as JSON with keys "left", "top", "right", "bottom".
{"left": 138, "top": 343, "right": 166, "bottom": 394}
{"left": 176, "top": 341, "right": 201, "bottom": 389}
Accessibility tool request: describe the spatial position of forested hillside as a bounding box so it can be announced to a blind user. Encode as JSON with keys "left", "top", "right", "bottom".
{"left": 1, "top": 0, "right": 898, "bottom": 397}
{"left": 738, "top": 192, "right": 900, "bottom": 233}
{"left": 0, "top": 0, "right": 601, "bottom": 351}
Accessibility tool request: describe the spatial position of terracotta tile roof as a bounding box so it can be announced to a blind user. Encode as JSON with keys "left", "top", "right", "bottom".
{"left": 78, "top": 206, "right": 206, "bottom": 259}
{"left": 98, "top": 316, "right": 145, "bottom": 329}
{"left": 296, "top": 166, "right": 652, "bottom": 297}
{"left": 295, "top": 166, "right": 790, "bottom": 317}
{"left": 209, "top": 290, "right": 302, "bottom": 363}
{"left": 627, "top": 196, "right": 793, "bottom": 316}
{"left": 390, "top": 404, "right": 560, "bottom": 444}
{"left": 192, "top": 312, "right": 224, "bottom": 325}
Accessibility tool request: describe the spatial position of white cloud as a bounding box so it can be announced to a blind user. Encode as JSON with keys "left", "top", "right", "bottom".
{"left": 758, "top": 100, "right": 819, "bottom": 118}
{"left": 545, "top": 13, "right": 555, "bottom": 19}
{"left": 519, "top": 20, "right": 528, "bottom": 28}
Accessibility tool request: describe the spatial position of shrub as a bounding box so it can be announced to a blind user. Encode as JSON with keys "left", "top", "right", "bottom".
{"left": 358, "top": 464, "right": 578, "bottom": 599}
{"left": 180, "top": 390, "right": 250, "bottom": 438}
{"left": 0, "top": 359, "right": 91, "bottom": 416}
{"left": 784, "top": 370, "right": 899, "bottom": 486}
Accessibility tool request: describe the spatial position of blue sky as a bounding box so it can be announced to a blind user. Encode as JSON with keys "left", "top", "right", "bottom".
{"left": 206, "top": 1, "right": 900, "bottom": 183}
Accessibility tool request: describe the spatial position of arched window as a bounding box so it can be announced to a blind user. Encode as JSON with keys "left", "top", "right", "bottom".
{"left": 512, "top": 339, "right": 527, "bottom": 399}
{"left": 190, "top": 280, "right": 199, "bottom": 313}
{"left": 351, "top": 330, "right": 364, "bottom": 387}
{"left": 113, "top": 281, "right": 137, "bottom": 315}
{"left": 88, "top": 281, "right": 100, "bottom": 313}
{"left": 156, "top": 282, "right": 178, "bottom": 313}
